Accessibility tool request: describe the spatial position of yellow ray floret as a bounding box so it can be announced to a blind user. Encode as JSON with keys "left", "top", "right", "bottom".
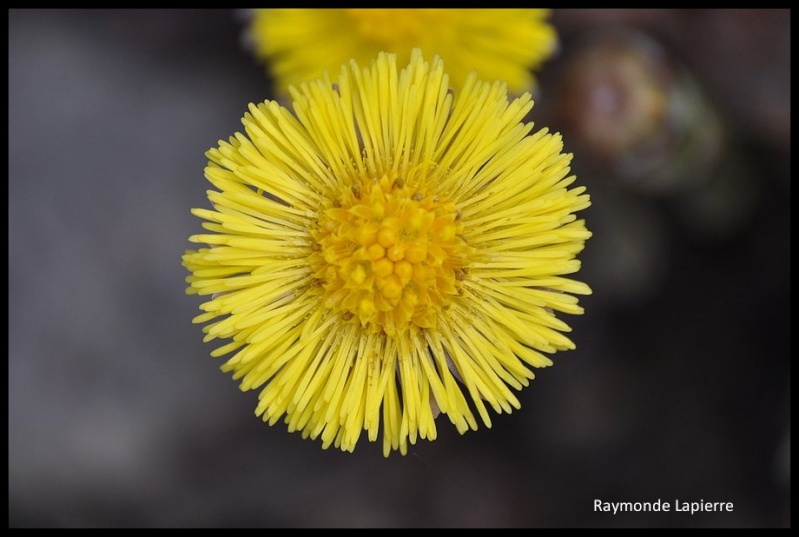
{"left": 183, "top": 49, "right": 591, "bottom": 456}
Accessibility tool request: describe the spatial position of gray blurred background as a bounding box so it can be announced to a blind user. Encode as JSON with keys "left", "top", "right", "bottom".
{"left": 8, "top": 9, "right": 790, "bottom": 528}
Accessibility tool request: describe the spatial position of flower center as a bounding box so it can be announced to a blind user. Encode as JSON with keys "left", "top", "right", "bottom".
{"left": 345, "top": 9, "right": 447, "bottom": 48}
{"left": 311, "top": 175, "right": 469, "bottom": 336}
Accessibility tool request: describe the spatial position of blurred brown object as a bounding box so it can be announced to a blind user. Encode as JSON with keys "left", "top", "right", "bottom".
{"left": 545, "top": 28, "right": 724, "bottom": 197}
{"left": 538, "top": 19, "right": 777, "bottom": 244}
{"left": 552, "top": 9, "right": 790, "bottom": 164}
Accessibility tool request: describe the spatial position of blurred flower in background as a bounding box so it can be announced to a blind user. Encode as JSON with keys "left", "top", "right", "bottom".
{"left": 244, "top": 8, "right": 557, "bottom": 97}
{"left": 183, "top": 49, "right": 591, "bottom": 456}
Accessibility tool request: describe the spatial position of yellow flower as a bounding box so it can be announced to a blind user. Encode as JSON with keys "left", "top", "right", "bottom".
{"left": 183, "top": 49, "right": 591, "bottom": 456}
{"left": 247, "top": 8, "right": 557, "bottom": 96}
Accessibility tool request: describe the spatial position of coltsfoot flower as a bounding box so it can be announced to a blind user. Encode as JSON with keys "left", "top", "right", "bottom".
{"left": 246, "top": 8, "right": 557, "bottom": 96}
{"left": 183, "top": 49, "right": 591, "bottom": 456}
